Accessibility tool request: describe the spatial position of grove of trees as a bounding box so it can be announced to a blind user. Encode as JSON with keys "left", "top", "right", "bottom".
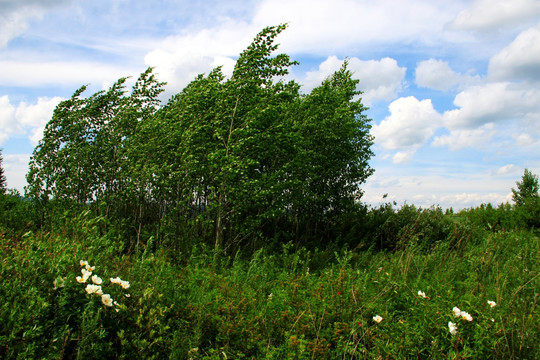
{"left": 24, "top": 25, "right": 374, "bottom": 252}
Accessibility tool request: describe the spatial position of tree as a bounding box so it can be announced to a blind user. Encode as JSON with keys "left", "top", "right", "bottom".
{"left": 0, "top": 149, "right": 6, "bottom": 194}
{"left": 512, "top": 168, "right": 539, "bottom": 206}
{"left": 135, "top": 25, "right": 374, "bottom": 249}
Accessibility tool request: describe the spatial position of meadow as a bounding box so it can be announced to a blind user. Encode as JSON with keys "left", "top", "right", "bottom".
{"left": 1, "top": 204, "right": 538, "bottom": 359}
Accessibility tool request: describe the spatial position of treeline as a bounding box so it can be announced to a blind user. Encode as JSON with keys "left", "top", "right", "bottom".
{"left": 1, "top": 25, "right": 539, "bottom": 256}
{"left": 17, "top": 25, "right": 374, "bottom": 254}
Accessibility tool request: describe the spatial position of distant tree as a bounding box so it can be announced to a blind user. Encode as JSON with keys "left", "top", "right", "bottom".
{"left": 0, "top": 149, "right": 6, "bottom": 194}
{"left": 512, "top": 168, "right": 539, "bottom": 206}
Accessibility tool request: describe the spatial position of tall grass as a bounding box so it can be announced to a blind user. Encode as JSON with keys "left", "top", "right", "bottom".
{"left": 1, "top": 211, "right": 538, "bottom": 359}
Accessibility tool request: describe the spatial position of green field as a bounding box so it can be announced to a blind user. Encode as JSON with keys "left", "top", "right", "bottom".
{"left": 1, "top": 205, "right": 538, "bottom": 359}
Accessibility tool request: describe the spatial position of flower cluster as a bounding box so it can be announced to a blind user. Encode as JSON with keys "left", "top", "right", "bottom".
{"left": 76, "top": 260, "right": 128, "bottom": 309}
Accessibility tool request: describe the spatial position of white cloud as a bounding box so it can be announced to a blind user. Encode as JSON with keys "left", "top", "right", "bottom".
{"left": 0, "top": 0, "right": 76, "bottom": 47}
{"left": 0, "top": 95, "right": 18, "bottom": 143}
{"left": 415, "top": 58, "right": 479, "bottom": 91}
{"left": 371, "top": 96, "right": 442, "bottom": 154}
{"left": 143, "top": 20, "right": 255, "bottom": 94}
{"left": 0, "top": 60, "right": 141, "bottom": 88}
{"left": 0, "top": 95, "right": 63, "bottom": 146}
{"left": 2, "top": 153, "right": 31, "bottom": 193}
{"left": 514, "top": 133, "right": 537, "bottom": 146}
{"left": 442, "top": 82, "right": 540, "bottom": 129}
{"left": 495, "top": 164, "right": 520, "bottom": 175}
{"left": 431, "top": 123, "right": 496, "bottom": 151}
{"left": 363, "top": 170, "right": 515, "bottom": 210}
{"left": 488, "top": 23, "right": 540, "bottom": 81}
{"left": 302, "top": 56, "right": 406, "bottom": 105}
{"left": 449, "top": 0, "right": 540, "bottom": 31}
{"left": 392, "top": 151, "right": 415, "bottom": 164}
{"left": 253, "top": 0, "right": 466, "bottom": 53}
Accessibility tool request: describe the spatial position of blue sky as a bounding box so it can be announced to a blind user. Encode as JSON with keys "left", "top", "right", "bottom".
{"left": 1, "top": 0, "right": 539, "bottom": 209}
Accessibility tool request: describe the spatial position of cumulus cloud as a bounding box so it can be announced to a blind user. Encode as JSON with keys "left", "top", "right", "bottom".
{"left": 448, "top": 0, "right": 540, "bottom": 31}
{"left": 0, "top": 95, "right": 63, "bottom": 146}
{"left": 253, "top": 0, "right": 465, "bottom": 53}
{"left": 143, "top": 21, "right": 255, "bottom": 95}
{"left": 488, "top": 23, "right": 540, "bottom": 81}
{"left": 302, "top": 56, "right": 406, "bottom": 105}
{"left": 371, "top": 96, "right": 442, "bottom": 155}
{"left": 0, "top": 0, "right": 75, "bottom": 47}
{"left": 415, "top": 58, "right": 479, "bottom": 91}
{"left": 431, "top": 123, "right": 496, "bottom": 151}
{"left": 442, "top": 82, "right": 540, "bottom": 129}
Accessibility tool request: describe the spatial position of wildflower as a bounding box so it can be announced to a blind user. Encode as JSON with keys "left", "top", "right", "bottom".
{"left": 85, "top": 264, "right": 95, "bottom": 272}
{"left": 76, "top": 276, "right": 86, "bottom": 283}
{"left": 120, "top": 280, "right": 130, "bottom": 289}
{"left": 418, "top": 290, "right": 427, "bottom": 299}
{"left": 373, "top": 315, "right": 383, "bottom": 323}
{"left": 80, "top": 260, "right": 88, "bottom": 267}
{"left": 452, "top": 307, "right": 461, "bottom": 318}
{"left": 125, "top": 293, "right": 131, "bottom": 298}
{"left": 491, "top": 318, "right": 495, "bottom": 322}
{"left": 110, "top": 276, "right": 122, "bottom": 284}
{"left": 488, "top": 300, "right": 497, "bottom": 308}
{"left": 91, "top": 275, "right": 102, "bottom": 285}
{"left": 448, "top": 321, "right": 458, "bottom": 335}
{"left": 101, "top": 294, "right": 114, "bottom": 307}
{"left": 460, "top": 311, "right": 473, "bottom": 322}
{"left": 81, "top": 268, "right": 92, "bottom": 279}
{"left": 85, "top": 284, "right": 103, "bottom": 295}
{"left": 267, "top": 293, "right": 273, "bottom": 301}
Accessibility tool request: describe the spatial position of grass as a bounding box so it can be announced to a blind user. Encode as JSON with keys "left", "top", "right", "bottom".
{"left": 0, "top": 214, "right": 539, "bottom": 359}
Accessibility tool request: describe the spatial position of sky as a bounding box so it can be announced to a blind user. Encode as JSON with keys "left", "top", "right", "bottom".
{"left": 1, "top": 0, "right": 539, "bottom": 210}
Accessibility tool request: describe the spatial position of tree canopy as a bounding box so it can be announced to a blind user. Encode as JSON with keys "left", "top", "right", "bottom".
{"left": 26, "top": 25, "right": 374, "bottom": 251}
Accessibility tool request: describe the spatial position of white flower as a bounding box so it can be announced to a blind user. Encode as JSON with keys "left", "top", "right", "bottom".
{"left": 81, "top": 268, "right": 92, "bottom": 279}
{"left": 124, "top": 293, "right": 131, "bottom": 298}
{"left": 418, "top": 290, "right": 427, "bottom": 299}
{"left": 488, "top": 300, "right": 497, "bottom": 308}
{"left": 91, "top": 275, "right": 103, "bottom": 285}
{"left": 120, "top": 280, "right": 130, "bottom": 289}
{"left": 101, "top": 294, "right": 114, "bottom": 307}
{"left": 452, "top": 307, "right": 461, "bottom": 318}
{"left": 85, "top": 284, "right": 103, "bottom": 295}
{"left": 373, "top": 315, "right": 383, "bottom": 323}
{"left": 460, "top": 311, "right": 473, "bottom": 322}
{"left": 85, "top": 264, "right": 95, "bottom": 272}
{"left": 76, "top": 276, "right": 86, "bottom": 283}
{"left": 267, "top": 293, "right": 273, "bottom": 301}
{"left": 80, "top": 260, "right": 88, "bottom": 267}
{"left": 448, "top": 321, "right": 458, "bottom": 335}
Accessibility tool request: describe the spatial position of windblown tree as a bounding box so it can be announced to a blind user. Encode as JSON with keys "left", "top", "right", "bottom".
{"left": 26, "top": 68, "right": 165, "bottom": 234}
{"left": 134, "top": 25, "right": 374, "bottom": 249}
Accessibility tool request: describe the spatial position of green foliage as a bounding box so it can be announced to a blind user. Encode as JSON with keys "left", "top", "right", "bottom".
{"left": 512, "top": 168, "right": 539, "bottom": 206}
{"left": 26, "top": 25, "right": 374, "bottom": 252}
{"left": 1, "top": 209, "right": 538, "bottom": 359}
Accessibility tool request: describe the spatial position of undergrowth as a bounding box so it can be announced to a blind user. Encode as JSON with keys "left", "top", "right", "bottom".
{"left": 1, "top": 209, "right": 539, "bottom": 359}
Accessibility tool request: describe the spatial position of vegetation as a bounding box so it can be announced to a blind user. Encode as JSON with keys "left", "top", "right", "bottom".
{"left": 1, "top": 25, "right": 539, "bottom": 359}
